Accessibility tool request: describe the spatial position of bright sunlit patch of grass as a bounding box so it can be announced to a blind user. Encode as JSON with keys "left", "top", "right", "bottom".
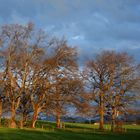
{"left": 0, "top": 122, "right": 140, "bottom": 140}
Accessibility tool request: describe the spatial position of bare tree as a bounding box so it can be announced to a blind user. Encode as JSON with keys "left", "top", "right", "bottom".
{"left": 85, "top": 51, "right": 140, "bottom": 131}
{"left": 104, "top": 52, "right": 140, "bottom": 131}
{"left": 85, "top": 51, "right": 112, "bottom": 130}
{"left": 0, "top": 23, "right": 48, "bottom": 128}
{"left": 0, "top": 23, "right": 34, "bottom": 128}
{"left": 46, "top": 42, "right": 79, "bottom": 128}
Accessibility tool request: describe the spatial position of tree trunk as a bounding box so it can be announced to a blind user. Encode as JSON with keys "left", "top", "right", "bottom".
{"left": 0, "top": 101, "right": 2, "bottom": 126}
{"left": 10, "top": 103, "right": 16, "bottom": 128}
{"left": 56, "top": 111, "right": 61, "bottom": 128}
{"left": 24, "top": 113, "right": 28, "bottom": 124}
{"left": 31, "top": 107, "right": 39, "bottom": 128}
{"left": 111, "top": 107, "right": 116, "bottom": 132}
{"left": 19, "top": 114, "right": 24, "bottom": 129}
{"left": 99, "top": 92, "right": 104, "bottom": 130}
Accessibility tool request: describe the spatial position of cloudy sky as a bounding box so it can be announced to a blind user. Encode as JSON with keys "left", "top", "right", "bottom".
{"left": 0, "top": 0, "right": 140, "bottom": 62}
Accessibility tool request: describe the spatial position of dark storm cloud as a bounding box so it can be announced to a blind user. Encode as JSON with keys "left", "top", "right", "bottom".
{"left": 0, "top": 0, "right": 140, "bottom": 62}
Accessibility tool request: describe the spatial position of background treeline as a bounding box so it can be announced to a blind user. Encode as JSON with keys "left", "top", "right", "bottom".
{"left": 0, "top": 23, "right": 140, "bottom": 132}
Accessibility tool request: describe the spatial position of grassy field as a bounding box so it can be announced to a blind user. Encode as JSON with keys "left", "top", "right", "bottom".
{"left": 0, "top": 122, "right": 140, "bottom": 140}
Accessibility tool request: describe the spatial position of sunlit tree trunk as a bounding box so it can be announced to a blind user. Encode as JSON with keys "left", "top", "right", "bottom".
{"left": 0, "top": 100, "right": 2, "bottom": 126}
{"left": 111, "top": 106, "right": 116, "bottom": 132}
{"left": 10, "top": 102, "right": 16, "bottom": 128}
{"left": 31, "top": 105, "right": 39, "bottom": 128}
{"left": 56, "top": 110, "right": 61, "bottom": 128}
{"left": 99, "top": 92, "right": 104, "bottom": 130}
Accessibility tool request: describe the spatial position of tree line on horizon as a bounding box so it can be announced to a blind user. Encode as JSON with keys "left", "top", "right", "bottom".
{"left": 0, "top": 23, "right": 140, "bottom": 132}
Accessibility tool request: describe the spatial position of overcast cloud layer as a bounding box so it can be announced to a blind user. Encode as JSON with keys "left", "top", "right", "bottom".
{"left": 0, "top": 0, "right": 140, "bottom": 62}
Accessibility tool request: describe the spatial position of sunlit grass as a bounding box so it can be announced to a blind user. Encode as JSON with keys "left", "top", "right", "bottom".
{"left": 0, "top": 122, "right": 140, "bottom": 140}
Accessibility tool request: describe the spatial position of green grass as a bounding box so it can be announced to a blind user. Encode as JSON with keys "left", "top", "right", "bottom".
{"left": 0, "top": 122, "right": 140, "bottom": 140}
